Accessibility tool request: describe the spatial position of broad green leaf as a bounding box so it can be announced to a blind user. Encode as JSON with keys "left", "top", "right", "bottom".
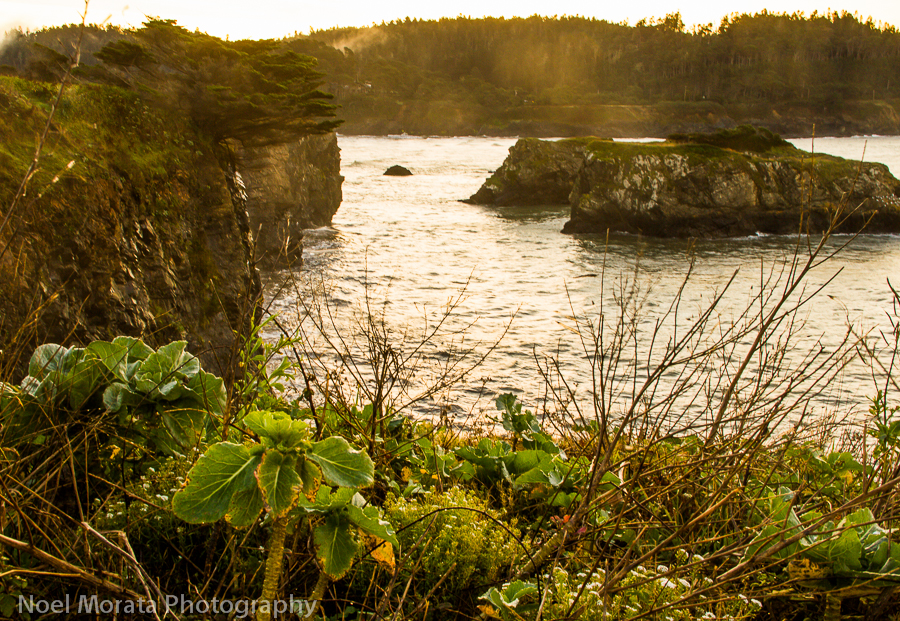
{"left": 843, "top": 508, "right": 876, "bottom": 528}
{"left": 20, "top": 375, "right": 55, "bottom": 404}
{"left": 135, "top": 341, "right": 199, "bottom": 399}
{"left": 103, "top": 383, "right": 144, "bottom": 413}
{"left": 156, "top": 341, "right": 201, "bottom": 378}
{"left": 243, "top": 410, "right": 309, "bottom": 448}
{"left": 501, "top": 580, "right": 539, "bottom": 607}
{"left": 313, "top": 514, "right": 358, "bottom": 579}
{"left": 550, "top": 491, "right": 580, "bottom": 507}
{"left": 870, "top": 538, "right": 890, "bottom": 569}
{"left": 172, "top": 442, "right": 261, "bottom": 523}
{"left": 227, "top": 483, "right": 265, "bottom": 528}
{"left": 86, "top": 340, "right": 129, "bottom": 379}
{"left": 742, "top": 524, "right": 799, "bottom": 562}
{"left": 829, "top": 528, "right": 862, "bottom": 575}
{"left": 112, "top": 336, "right": 154, "bottom": 362}
{"left": 508, "top": 449, "right": 547, "bottom": 475}
{"left": 308, "top": 436, "right": 374, "bottom": 488}
{"left": 257, "top": 450, "right": 302, "bottom": 517}
{"left": 185, "top": 370, "right": 227, "bottom": 418}
{"left": 67, "top": 353, "right": 108, "bottom": 409}
{"left": 295, "top": 486, "right": 356, "bottom": 514}
{"left": 346, "top": 504, "right": 398, "bottom": 547}
{"left": 28, "top": 344, "right": 68, "bottom": 379}
{"left": 160, "top": 404, "right": 208, "bottom": 449}
{"left": 296, "top": 456, "right": 321, "bottom": 496}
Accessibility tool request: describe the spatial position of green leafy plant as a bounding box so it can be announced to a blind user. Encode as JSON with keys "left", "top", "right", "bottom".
{"left": 1, "top": 338, "right": 224, "bottom": 464}
{"left": 171, "top": 409, "right": 396, "bottom": 621}
{"left": 744, "top": 488, "right": 900, "bottom": 578}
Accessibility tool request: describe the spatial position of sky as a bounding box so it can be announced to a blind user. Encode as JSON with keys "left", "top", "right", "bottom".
{"left": 3, "top": 0, "right": 899, "bottom": 41}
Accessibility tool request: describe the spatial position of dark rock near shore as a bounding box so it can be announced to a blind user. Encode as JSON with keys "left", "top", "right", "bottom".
{"left": 384, "top": 165, "right": 413, "bottom": 176}
{"left": 466, "top": 127, "right": 900, "bottom": 237}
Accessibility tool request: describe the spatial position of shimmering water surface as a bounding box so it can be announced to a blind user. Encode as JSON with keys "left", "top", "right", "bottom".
{"left": 265, "top": 135, "right": 900, "bottom": 425}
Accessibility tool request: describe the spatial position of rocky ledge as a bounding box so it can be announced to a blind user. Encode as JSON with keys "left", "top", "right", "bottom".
{"left": 231, "top": 133, "right": 343, "bottom": 267}
{"left": 466, "top": 128, "right": 900, "bottom": 237}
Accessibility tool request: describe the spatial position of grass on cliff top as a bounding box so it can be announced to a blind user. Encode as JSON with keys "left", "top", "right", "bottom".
{"left": 0, "top": 76, "right": 211, "bottom": 212}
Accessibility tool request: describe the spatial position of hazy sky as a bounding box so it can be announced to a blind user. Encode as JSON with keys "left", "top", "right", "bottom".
{"left": 3, "top": 0, "right": 899, "bottom": 40}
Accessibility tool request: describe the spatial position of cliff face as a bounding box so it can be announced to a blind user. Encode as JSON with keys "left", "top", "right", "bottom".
{"left": 2, "top": 78, "right": 345, "bottom": 378}
{"left": 466, "top": 131, "right": 900, "bottom": 237}
{"left": 233, "top": 133, "right": 343, "bottom": 267}
{"left": 0, "top": 80, "right": 250, "bottom": 378}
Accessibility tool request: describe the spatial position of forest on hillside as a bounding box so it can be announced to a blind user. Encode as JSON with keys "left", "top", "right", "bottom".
{"left": 305, "top": 12, "right": 900, "bottom": 107}
{"left": 4, "top": 11, "right": 900, "bottom": 135}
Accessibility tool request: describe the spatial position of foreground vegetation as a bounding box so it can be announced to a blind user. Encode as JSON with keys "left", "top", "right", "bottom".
{"left": 1, "top": 250, "right": 899, "bottom": 619}
{"left": 2, "top": 12, "right": 900, "bottom": 621}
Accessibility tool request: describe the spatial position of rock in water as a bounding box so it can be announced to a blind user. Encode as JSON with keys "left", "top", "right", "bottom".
{"left": 384, "top": 165, "right": 413, "bottom": 176}
{"left": 464, "top": 138, "right": 596, "bottom": 205}
{"left": 466, "top": 127, "right": 900, "bottom": 237}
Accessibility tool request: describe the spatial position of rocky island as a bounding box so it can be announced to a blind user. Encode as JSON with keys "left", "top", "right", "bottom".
{"left": 466, "top": 127, "right": 900, "bottom": 237}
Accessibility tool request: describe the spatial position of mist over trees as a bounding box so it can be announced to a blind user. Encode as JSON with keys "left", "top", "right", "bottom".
{"left": 3, "top": 11, "right": 900, "bottom": 135}
{"left": 305, "top": 11, "right": 900, "bottom": 108}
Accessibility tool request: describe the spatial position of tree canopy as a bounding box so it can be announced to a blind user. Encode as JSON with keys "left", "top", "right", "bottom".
{"left": 94, "top": 19, "right": 340, "bottom": 145}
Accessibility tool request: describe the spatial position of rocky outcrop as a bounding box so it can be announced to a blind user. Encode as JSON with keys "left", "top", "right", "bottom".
{"left": 232, "top": 133, "right": 343, "bottom": 266}
{"left": 464, "top": 138, "right": 596, "bottom": 205}
{"left": 467, "top": 129, "right": 900, "bottom": 237}
{"left": 0, "top": 80, "right": 259, "bottom": 379}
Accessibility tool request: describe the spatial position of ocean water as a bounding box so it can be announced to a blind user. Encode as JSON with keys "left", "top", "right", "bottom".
{"left": 264, "top": 135, "right": 900, "bottom": 429}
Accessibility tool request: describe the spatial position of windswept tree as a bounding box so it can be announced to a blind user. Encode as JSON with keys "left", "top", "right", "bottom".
{"left": 96, "top": 19, "right": 341, "bottom": 146}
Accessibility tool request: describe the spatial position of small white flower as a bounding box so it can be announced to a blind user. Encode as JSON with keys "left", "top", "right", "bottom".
{"left": 751, "top": 599, "right": 762, "bottom": 608}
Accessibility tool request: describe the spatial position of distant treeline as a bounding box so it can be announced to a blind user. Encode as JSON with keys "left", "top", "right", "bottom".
{"left": 4, "top": 11, "right": 900, "bottom": 136}
{"left": 306, "top": 11, "right": 900, "bottom": 107}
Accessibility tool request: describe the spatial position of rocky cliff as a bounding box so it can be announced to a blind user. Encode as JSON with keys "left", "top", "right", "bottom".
{"left": 231, "top": 133, "right": 343, "bottom": 267}
{"left": 466, "top": 128, "right": 900, "bottom": 237}
{"left": 0, "top": 78, "right": 342, "bottom": 379}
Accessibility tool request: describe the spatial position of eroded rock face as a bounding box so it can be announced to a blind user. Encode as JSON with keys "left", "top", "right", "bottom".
{"left": 466, "top": 135, "right": 900, "bottom": 237}
{"left": 565, "top": 142, "right": 900, "bottom": 236}
{"left": 2, "top": 146, "right": 258, "bottom": 381}
{"left": 232, "top": 133, "right": 343, "bottom": 266}
{"left": 464, "top": 138, "right": 595, "bottom": 205}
